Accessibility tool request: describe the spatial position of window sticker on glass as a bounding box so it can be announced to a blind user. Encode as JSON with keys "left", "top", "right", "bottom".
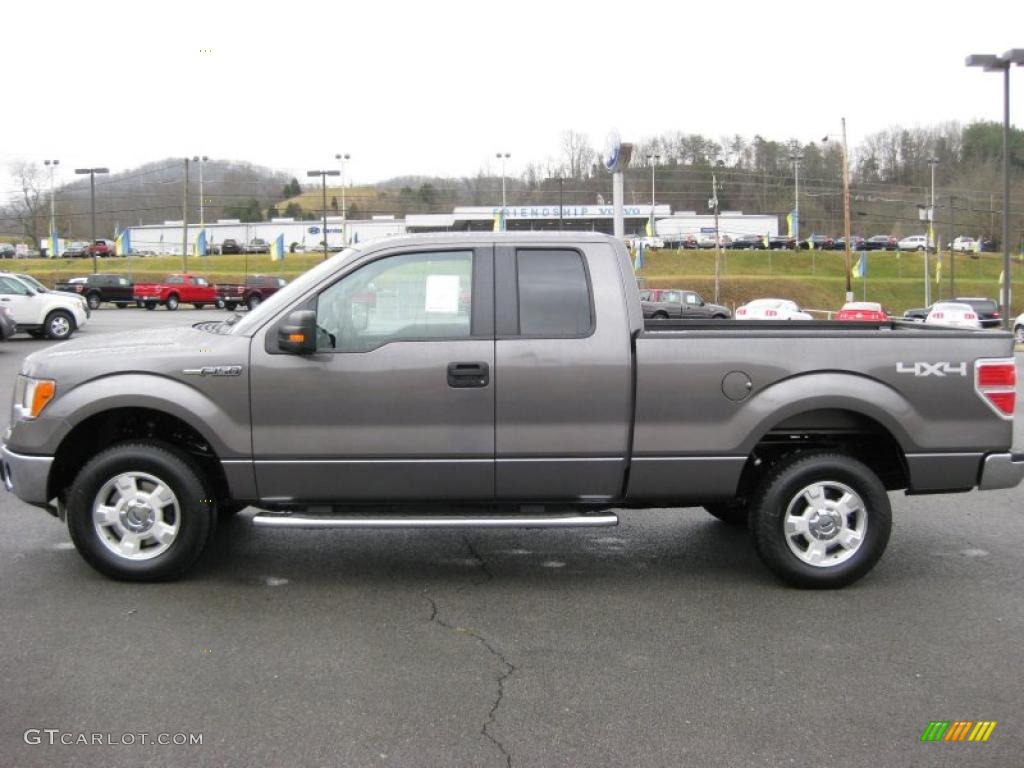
{"left": 424, "top": 274, "right": 460, "bottom": 314}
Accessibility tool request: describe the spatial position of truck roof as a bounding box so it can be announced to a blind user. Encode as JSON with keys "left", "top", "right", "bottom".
{"left": 361, "top": 231, "right": 619, "bottom": 250}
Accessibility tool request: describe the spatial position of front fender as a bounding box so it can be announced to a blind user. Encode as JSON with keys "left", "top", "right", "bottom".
{"left": 8, "top": 373, "right": 251, "bottom": 459}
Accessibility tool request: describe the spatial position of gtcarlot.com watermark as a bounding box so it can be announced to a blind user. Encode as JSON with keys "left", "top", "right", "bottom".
{"left": 24, "top": 729, "right": 202, "bottom": 746}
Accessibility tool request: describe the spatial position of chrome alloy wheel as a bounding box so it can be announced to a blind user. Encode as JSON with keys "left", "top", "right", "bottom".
{"left": 783, "top": 481, "right": 867, "bottom": 567}
{"left": 92, "top": 472, "right": 181, "bottom": 561}
{"left": 49, "top": 314, "right": 72, "bottom": 338}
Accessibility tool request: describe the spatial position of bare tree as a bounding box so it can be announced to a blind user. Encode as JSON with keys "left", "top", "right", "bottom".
{"left": 8, "top": 162, "right": 45, "bottom": 246}
{"left": 560, "top": 130, "right": 595, "bottom": 179}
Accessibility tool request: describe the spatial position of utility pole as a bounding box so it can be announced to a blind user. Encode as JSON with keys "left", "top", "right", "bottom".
{"left": 557, "top": 177, "right": 565, "bottom": 230}
{"left": 789, "top": 151, "right": 804, "bottom": 242}
{"left": 926, "top": 157, "right": 938, "bottom": 306}
{"left": 841, "top": 118, "right": 853, "bottom": 301}
{"left": 74, "top": 166, "right": 109, "bottom": 273}
{"left": 949, "top": 194, "right": 956, "bottom": 296}
{"left": 646, "top": 153, "right": 660, "bottom": 219}
{"left": 496, "top": 152, "right": 510, "bottom": 210}
{"left": 182, "top": 158, "right": 190, "bottom": 273}
{"left": 711, "top": 173, "right": 721, "bottom": 303}
{"left": 193, "top": 156, "right": 208, "bottom": 226}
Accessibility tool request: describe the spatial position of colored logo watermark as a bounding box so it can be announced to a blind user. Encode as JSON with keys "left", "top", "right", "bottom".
{"left": 920, "top": 721, "right": 997, "bottom": 742}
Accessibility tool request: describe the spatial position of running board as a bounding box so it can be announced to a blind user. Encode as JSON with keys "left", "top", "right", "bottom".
{"left": 251, "top": 513, "right": 619, "bottom": 529}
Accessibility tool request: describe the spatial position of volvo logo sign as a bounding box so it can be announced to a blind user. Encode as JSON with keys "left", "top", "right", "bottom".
{"left": 603, "top": 130, "right": 633, "bottom": 174}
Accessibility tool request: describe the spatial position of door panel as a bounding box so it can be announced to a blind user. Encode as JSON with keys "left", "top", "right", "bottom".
{"left": 250, "top": 247, "right": 494, "bottom": 503}
{"left": 494, "top": 244, "right": 632, "bottom": 501}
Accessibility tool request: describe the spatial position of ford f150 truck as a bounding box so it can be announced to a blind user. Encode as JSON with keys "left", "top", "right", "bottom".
{"left": 133, "top": 273, "right": 219, "bottom": 310}
{"left": 2, "top": 233, "right": 1021, "bottom": 586}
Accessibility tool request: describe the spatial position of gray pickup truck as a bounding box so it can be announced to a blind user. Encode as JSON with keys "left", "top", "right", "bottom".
{"left": 3, "top": 233, "right": 1021, "bottom": 587}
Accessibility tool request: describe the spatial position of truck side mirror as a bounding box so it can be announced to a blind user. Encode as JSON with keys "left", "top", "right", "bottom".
{"left": 278, "top": 310, "right": 317, "bottom": 354}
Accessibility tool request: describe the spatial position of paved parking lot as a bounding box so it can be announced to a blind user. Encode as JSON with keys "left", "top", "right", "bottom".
{"left": 0, "top": 309, "right": 1022, "bottom": 767}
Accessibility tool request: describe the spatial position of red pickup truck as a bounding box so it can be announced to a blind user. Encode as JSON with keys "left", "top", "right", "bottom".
{"left": 133, "top": 274, "right": 219, "bottom": 310}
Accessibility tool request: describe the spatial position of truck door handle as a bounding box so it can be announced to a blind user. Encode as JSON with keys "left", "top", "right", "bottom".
{"left": 447, "top": 362, "right": 489, "bottom": 388}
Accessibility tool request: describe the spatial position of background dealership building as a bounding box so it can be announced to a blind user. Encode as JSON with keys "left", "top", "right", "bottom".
{"left": 116, "top": 205, "right": 779, "bottom": 255}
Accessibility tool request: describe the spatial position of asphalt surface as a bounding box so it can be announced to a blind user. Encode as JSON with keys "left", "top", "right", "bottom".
{"left": 0, "top": 308, "right": 1022, "bottom": 768}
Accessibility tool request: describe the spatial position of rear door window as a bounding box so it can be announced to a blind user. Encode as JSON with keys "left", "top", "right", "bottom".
{"left": 515, "top": 249, "right": 592, "bottom": 337}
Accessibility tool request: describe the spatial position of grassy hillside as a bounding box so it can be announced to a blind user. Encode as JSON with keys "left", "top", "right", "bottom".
{"left": 8, "top": 248, "right": 1023, "bottom": 317}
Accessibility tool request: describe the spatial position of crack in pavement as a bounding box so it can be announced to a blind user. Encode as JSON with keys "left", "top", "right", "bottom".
{"left": 463, "top": 535, "right": 494, "bottom": 583}
{"left": 424, "top": 595, "right": 515, "bottom": 768}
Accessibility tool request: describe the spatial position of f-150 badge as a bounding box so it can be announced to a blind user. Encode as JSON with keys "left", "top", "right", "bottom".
{"left": 896, "top": 362, "right": 967, "bottom": 377}
{"left": 183, "top": 365, "right": 243, "bottom": 377}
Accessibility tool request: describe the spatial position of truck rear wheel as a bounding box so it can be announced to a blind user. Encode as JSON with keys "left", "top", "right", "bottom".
{"left": 86, "top": 292, "right": 102, "bottom": 310}
{"left": 165, "top": 294, "right": 179, "bottom": 311}
{"left": 66, "top": 441, "right": 215, "bottom": 581}
{"left": 748, "top": 451, "right": 891, "bottom": 589}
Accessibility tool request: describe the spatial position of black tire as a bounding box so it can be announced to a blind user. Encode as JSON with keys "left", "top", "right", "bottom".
{"left": 86, "top": 292, "right": 102, "bottom": 310}
{"left": 652, "top": 311, "right": 669, "bottom": 319}
{"left": 165, "top": 294, "right": 179, "bottom": 311}
{"left": 193, "top": 303, "right": 205, "bottom": 310}
{"left": 704, "top": 499, "right": 748, "bottom": 526}
{"left": 711, "top": 313, "right": 729, "bottom": 320}
{"left": 215, "top": 298, "right": 226, "bottom": 310}
{"left": 44, "top": 309, "right": 75, "bottom": 340}
{"left": 749, "top": 451, "right": 891, "bottom": 589}
{"left": 65, "top": 441, "right": 215, "bottom": 582}
{"left": 224, "top": 302, "right": 237, "bottom": 312}
{"left": 144, "top": 301, "right": 156, "bottom": 311}
{"left": 246, "top": 294, "right": 262, "bottom": 311}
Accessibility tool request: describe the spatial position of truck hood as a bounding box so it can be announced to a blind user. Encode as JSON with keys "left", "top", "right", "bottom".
{"left": 20, "top": 325, "right": 250, "bottom": 385}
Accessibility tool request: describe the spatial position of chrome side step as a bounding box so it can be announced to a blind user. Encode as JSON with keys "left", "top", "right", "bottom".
{"left": 251, "top": 513, "right": 619, "bottom": 529}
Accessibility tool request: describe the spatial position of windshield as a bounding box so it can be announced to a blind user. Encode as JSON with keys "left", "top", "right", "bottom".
{"left": 229, "top": 246, "right": 364, "bottom": 335}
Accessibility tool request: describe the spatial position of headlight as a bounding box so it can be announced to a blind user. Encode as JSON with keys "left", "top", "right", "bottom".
{"left": 13, "top": 376, "right": 56, "bottom": 420}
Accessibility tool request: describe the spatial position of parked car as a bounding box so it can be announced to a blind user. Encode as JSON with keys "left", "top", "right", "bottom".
{"left": 243, "top": 239, "right": 270, "bottom": 254}
{"left": 768, "top": 235, "right": 797, "bottom": 250}
{"left": 0, "top": 273, "right": 89, "bottom": 339}
{"left": 86, "top": 239, "right": 117, "bottom": 258}
{"left": 55, "top": 274, "right": 135, "bottom": 309}
{"left": 925, "top": 302, "right": 981, "bottom": 329}
{"left": 662, "top": 234, "right": 697, "bottom": 249}
{"left": 798, "top": 235, "right": 833, "bottom": 250}
{"left": 0, "top": 305, "right": 15, "bottom": 340}
{"left": 903, "top": 305, "right": 932, "bottom": 322}
{"left": 863, "top": 235, "right": 897, "bottom": 251}
{"left": 640, "top": 289, "right": 731, "bottom": 319}
{"left": 1014, "top": 311, "right": 1024, "bottom": 344}
{"left": 830, "top": 236, "right": 867, "bottom": 251}
{"left": 220, "top": 239, "right": 242, "bottom": 254}
{"left": 64, "top": 241, "right": 91, "bottom": 258}
{"left": 217, "top": 274, "right": 288, "bottom": 311}
{"left": 949, "top": 236, "right": 980, "bottom": 253}
{"left": 0, "top": 244, "right": 15, "bottom": 259}
{"left": 728, "top": 234, "right": 763, "bottom": 250}
{"left": 734, "top": 298, "right": 813, "bottom": 320}
{"left": 897, "top": 235, "right": 930, "bottom": 252}
{"left": 133, "top": 274, "right": 219, "bottom": 310}
{"left": 954, "top": 297, "right": 1002, "bottom": 328}
{"left": 835, "top": 302, "right": 889, "bottom": 322}
{"left": 6, "top": 233, "right": 1020, "bottom": 587}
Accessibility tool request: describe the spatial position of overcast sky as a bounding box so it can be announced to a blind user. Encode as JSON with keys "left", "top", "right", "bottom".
{"left": 3, "top": 0, "right": 1023, "bottom": 197}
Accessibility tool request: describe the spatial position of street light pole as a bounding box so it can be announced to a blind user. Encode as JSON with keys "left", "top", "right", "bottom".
{"left": 646, "top": 154, "right": 660, "bottom": 227}
{"left": 44, "top": 159, "right": 59, "bottom": 256}
{"left": 966, "top": 49, "right": 1024, "bottom": 329}
{"left": 74, "top": 166, "right": 110, "bottom": 274}
{"left": 307, "top": 169, "right": 340, "bottom": 260}
{"left": 823, "top": 123, "right": 853, "bottom": 299}
{"left": 496, "top": 152, "right": 510, "bottom": 210}
{"left": 335, "top": 153, "right": 350, "bottom": 244}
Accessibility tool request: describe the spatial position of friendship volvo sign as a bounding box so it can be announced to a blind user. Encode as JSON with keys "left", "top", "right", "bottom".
{"left": 456, "top": 205, "right": 670, "bottom": 220}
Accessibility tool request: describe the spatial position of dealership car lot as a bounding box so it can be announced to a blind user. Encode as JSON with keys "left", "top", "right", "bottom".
{"left": 0, "top": 308, "right": 1022, "bottom": 767}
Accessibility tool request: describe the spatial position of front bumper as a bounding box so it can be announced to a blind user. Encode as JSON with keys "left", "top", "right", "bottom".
{"left": 978, "top": 452, "right": 1024, "bottom": 491}
{"left": 1, "top": 443, "right": 53, "bottom": 507}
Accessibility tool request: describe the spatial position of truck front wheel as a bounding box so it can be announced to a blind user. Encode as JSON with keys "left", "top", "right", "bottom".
{"left": 749, "top": 451, "right": 891, "bottom": 589}
{"left": 66, "top": 442, "right": 215, "bottom": 581}
{"left": 165, "top": 294, "right": 180, "bottom": 311}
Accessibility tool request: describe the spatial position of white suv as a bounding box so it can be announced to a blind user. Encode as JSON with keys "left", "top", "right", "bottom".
{"left": 0, "top": 274, "right": 89, "bottom": 339}
{"left": 897, "top": 235, "right": 929, "bottom": 251}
